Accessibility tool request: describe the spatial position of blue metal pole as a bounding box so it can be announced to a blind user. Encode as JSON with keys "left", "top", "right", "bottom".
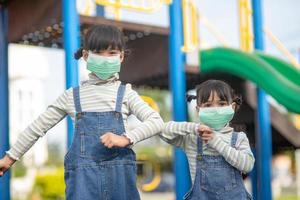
{"left": 251, "top": 0, "right": 272, "bottom": 200}
{"left": 250, "top": 148, "right": 257, "bottom": 200}
{"left": 169, "top": 0, "right": 191, "bottom": 199}
{"left": 96, "top": 5, "right": 104, "bottom": 16}
{"left": 62, "top": 0, "right": 80, "bottom": 148}
{"left": 0, "top": 5, "right": 10, "bottom": 200}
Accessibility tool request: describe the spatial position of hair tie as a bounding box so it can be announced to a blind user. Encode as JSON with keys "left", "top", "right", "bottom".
{"left": 74, "top": 47, "right": 84, "bottom": 60}
{"left": 186, "top": 94, "right": 197, "bottom": 102}
{"left": 234, "top": 96, "right": 242, "bottom": 105}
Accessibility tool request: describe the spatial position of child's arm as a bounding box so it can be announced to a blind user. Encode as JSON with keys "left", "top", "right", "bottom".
{"left": 160, "top": 121, "right": 200, "bottom": 148}
{"left": 207, "top": 132, "right": 255, "bottom": 173}
{"left": 124, "top": 85, "right": 164, "bottom": 144}
{"left": 4, "top": 89, "right": 71, "bottom": 161}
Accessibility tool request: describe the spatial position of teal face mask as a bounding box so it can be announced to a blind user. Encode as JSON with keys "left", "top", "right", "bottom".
{"left": 199, "top": 105, "right": 234, "bottom": 130}
{"left": 87, "top": 52, "right": 121, "bottom": 80}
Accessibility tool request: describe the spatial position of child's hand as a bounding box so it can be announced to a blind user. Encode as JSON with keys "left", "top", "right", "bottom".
{"left": 100, "top": 132, "right": 131, "bottom": 148}
{"left": 0, "top": 155, "right": 16, "bottom": 177}
{"left": 197, "top": 125, "right": 214, "bottom": 143}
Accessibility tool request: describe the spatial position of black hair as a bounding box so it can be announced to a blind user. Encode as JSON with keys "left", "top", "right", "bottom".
{"left": 186, "top": 79, "right": 242, "bottom": 110}
{"left": 74, "top": 25, "right": 126, "bottom": 60}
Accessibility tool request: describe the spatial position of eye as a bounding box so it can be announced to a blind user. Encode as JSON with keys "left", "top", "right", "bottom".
{"left": 109, "top": 50, "right": 120, "bottom": 55}
{"left": 202, "top": 103, "right": 211, "bottom": 107}
{"left": 219, "top": 102, "right": 228, "bottom": 106}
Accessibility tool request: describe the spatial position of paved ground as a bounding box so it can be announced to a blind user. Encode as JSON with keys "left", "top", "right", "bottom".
{"left": 140, "top": 192, "right": 175, "bottom": 200}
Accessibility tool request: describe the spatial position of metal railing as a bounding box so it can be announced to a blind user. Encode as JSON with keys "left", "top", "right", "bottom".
{"left": 238, "top": 0, "right": 254, "bottom": 52}
{"left": 95, "top": 0, "right": 171, "bottom": 20}
{"left": 264, "top": 27, "right": 300, "bottom": 69}
{"left": 181, "top": 0, "right": 198, "bottom": 52}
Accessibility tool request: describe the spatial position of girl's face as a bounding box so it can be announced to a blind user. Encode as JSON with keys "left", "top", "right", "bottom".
{"left": 197, "top": 91, "right": 236, "bottom": 130}
{"left": 196, "top": 91, "right": 236, "bottom": 110}
{"left": 82, "top": 48, "right": 124, "bottom": 62}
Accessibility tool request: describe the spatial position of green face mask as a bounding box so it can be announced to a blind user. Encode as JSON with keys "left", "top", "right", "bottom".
{"left": 87, "top": 52, "right": 121, "bottom": 80}
{"left": 199, "top": 105, "right": 234, "bottom": 130}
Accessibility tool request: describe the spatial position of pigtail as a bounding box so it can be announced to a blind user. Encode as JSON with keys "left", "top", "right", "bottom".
{"left": 231, "top": 94, "right": 245, "bottom": 132}
{"left": 232, "top": 94, "right": 243, "bottom": 113}
{"left": 124, "top": 49, "right": 131, "bottom": 57}
{"left": 186, "top": 94, "right": 197, "bottom": 102}
{"left": 233, "top": 94, "right": 243, "bottom": 106}
{"left": 74, "top": 47, "right": 83, "bottom": 60}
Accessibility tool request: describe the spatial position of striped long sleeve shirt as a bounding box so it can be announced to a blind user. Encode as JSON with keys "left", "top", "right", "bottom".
{"left": 7, "top": 73, "right": 164, "bottom": 160}
{"left": 160, "top": 121, "right": 255, "bottom": 183}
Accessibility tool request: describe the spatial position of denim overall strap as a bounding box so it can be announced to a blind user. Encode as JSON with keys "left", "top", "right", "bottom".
{"left": 73, "top": 86, "right": 82, "bottom": 113}
{"left": 115, "top": 82, "right": 126, "bottom": 113}
{"left": 231, "top": 132, "right": 238, "bottom": 147}
{"left": 196, "top": 136, "right": 203, "bottom": 155}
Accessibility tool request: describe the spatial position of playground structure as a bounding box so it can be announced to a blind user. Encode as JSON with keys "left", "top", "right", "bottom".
{"left": 1, "top": 0, "right": 300, "bottom": 200}
{"left": 200, "top": 47, "right": 300, "bottom": 114}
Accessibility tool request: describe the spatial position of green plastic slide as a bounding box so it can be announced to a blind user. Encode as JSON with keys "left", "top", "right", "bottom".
{"left": 199, "top": 47, "right": 300, "bottom": 113}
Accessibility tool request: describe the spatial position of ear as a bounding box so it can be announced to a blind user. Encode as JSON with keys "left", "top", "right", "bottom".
{"left": 232, "top": 102, "right": 237, "bottom": 111}
{"left": 82, "top": 49, "right": 89, "bottom": 61}
{"left": 120, "top": 51, "right": 125, "bottom": 63}
{"left": 196, "top": 105, "right": 200, "bottom": 113}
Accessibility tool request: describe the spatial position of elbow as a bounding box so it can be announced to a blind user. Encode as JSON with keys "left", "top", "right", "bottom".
{"left": 243, "top": 156, "right": 255, "bottom": 173}
{"left": 148, "top": 113, "right": 164, "bottom": 131}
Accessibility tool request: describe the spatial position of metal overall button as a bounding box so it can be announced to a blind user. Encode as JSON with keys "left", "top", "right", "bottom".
{"left": 197, "top": 155, "right": 202, "bottom": 161}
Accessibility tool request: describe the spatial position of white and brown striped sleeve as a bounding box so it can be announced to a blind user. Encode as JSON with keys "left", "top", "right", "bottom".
{"left": 6, "top": 88, "right": 72, "bottom": 160}
{"left": 160, "top": 121, "right": 198, "bottom": 149}
{"left": 207, "top": 132, "right": 255, "bottom": 173}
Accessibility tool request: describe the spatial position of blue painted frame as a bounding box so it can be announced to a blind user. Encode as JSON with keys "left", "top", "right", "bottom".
{"left": 251, "top": 0, "right": 272, "bottom": 199}
{"left": 0, "top": 5, "right": 10, "bottom": 200}
{"left": 62, "top": 0, "right": 80, "bottom": 148}
{"left": 169, "top": 0, "right": 192, "bottom": 199}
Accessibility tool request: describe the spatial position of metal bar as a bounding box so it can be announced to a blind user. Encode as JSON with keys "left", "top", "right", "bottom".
{"left": 238, "top": 0, "right": 253, "bottom": 52}
{"left": 264, "top": 27, "right": 300, "bottom": 69}
{"left": 198, "top": 14, "right": 229, "bottom": 46}
{"left": 0, "top": 5, "right": 10, "bottom": 200}
{"left": 95, "top": 0, "right": 169, "bottom": 13}
{"left": 251, "top": 0, "right": 272, "bottom": 199}
{"left": 169, "top": 0, "right": 191, "bottom": 199}
{"left": 250, "top": 148, "right": 258, "bottom": 200}
{"left": 238, "top": 2, "right": 257, "bottom": 197}
{"left": 62, "top": 0, "right": 80, "bottom": 148}
{"left": 96, "top": 4, "right": 105, "bottom": 16}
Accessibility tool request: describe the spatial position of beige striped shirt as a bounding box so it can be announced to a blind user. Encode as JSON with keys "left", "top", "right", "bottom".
{"left": 160, "top": 121, "right": 255, "bottom": 183}
{"left": 7, "top": 73, "right": 164, "bottom": 160}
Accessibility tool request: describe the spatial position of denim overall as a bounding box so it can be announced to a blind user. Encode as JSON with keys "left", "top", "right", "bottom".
{"left": 64, "top": 83, "right": 140, "bottom": 200}
{"left": 184, "top": 132, "right": 252, "bottom": 200}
